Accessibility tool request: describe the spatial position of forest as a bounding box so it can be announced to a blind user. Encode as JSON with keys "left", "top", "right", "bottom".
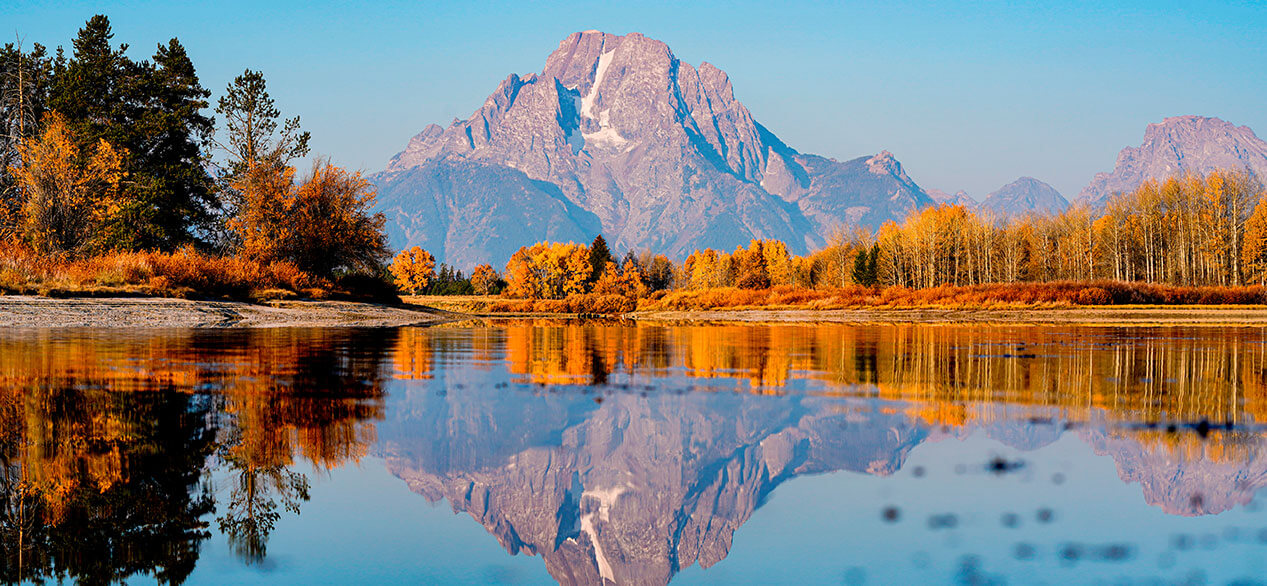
{"left": 395, "top": 168, "right": 1267, "bottom": 313}
{"left": 0, "top": 16, "right": 391, "bottom": 300}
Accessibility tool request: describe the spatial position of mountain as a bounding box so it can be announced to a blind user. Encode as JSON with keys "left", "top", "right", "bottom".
{"left": 978, "top": 176, "right": 1069, "bottom": 217}
{"left": 926, "top": 188, "right": 977, "bottom": 208}
{"left": 1077, "top": 115, "right": 1267, "bottom": 207}
{"left": 374, "top": 31, "right": 934, "bottom": 267}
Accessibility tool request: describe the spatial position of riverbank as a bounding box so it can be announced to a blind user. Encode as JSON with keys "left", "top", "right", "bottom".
{"left": 630, "top": 306, "right": 1267, "bottom": 326}
{"left": 0, "top": 296, "right": 454, "bottom": 328}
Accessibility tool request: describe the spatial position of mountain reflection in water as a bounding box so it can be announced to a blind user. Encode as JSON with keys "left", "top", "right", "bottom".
{"left": 3, "top": 322, "right": 1267, "bottom": 584}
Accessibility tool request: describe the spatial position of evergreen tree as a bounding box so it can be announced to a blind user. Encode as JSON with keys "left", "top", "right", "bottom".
{"left": 46, "top": 15, "right": 216, "bottom": 249}
{"left": 851, "top": 247, "right": 870, "bottom": 285}
{"left": 214, "top": 69, "right": 310, "bottom": 176}
{"left": 588, "top": 235, "right": 613, "bottom": 282}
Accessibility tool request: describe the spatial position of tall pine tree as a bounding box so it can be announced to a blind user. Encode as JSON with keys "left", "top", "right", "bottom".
{"left": 47, "top": 15, "right": 215, "bottom": 250}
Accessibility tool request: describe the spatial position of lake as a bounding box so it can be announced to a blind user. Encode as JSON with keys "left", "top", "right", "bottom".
{"left": 3, "top": 320, "right": 1267, "bottom": 584}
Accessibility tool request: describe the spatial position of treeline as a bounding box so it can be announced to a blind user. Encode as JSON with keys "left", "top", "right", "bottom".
{"left": 397, "top": 168, "right": 1267, "bottom": 312}
{"left": 1, "top": 16, "right": 389, "bottom": 299}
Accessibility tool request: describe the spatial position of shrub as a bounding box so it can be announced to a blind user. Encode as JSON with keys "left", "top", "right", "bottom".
{"left": 1074, "top": 287, "right": 1112, "bottom": 305}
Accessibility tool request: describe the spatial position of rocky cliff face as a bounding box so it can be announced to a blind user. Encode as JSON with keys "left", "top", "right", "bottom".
{"left": 375, "top": 31, "right": 933, "bottom": 266}
{"left": 978, "top": 176, "right": 1069, "bottom": 217}
{"left": 1077, "top": 116, "right": 1267, "bottom": 207}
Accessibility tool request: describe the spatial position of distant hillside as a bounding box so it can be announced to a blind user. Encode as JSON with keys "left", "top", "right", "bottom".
{"left": 979, "top": 177, "right": 1069, "bottom": 217}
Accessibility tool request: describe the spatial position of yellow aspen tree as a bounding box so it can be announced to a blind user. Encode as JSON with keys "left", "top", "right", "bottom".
{"left": 389, "top": 246, "right": 436, "bottom": 294}
{"left": 470, "top": 264, "right": 499, "bottom": 295}
{"left": 10, "top": 112, "right": 126, "bottom": 255}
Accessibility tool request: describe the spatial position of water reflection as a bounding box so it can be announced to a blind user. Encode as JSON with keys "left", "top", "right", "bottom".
{"left": 1, "top": 322, "right": 1266, "bottom": 584}
{"left": 0, "top": 330, "right": 392, "bottom": 583}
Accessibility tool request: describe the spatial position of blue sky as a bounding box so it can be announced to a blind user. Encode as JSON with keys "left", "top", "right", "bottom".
{"left": 4, "top": 0, "right": 1265, "bottom": 198}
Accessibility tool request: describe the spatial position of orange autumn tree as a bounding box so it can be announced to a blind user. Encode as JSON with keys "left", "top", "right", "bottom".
{"left": 9, "top": 112, "right": 126, "bottom": 254}
{"left": 470, "top": 263, "right": 500, "bottom": 295}
{"left": 389, "top": 246, "right": 436, "bottom": 294}
{"left": 592, "top": 261, "right": 647, "bottom": 298}
{"left": 1243, "top": 195, "right": 1267, "bottom": 285}
{"left": 230, "top": 159, "right": 388, "bottom": 277}
{"left": 504, "top": 241, "right": 592, "bottom": 299}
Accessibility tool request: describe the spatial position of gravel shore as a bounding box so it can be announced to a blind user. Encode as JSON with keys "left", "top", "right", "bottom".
{"left": 0, "top": 296, "right": 453, "bottom": 328}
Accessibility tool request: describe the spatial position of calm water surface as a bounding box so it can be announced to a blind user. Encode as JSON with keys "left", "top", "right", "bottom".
{"left": 4, "top": 321, "right": 1267, "bottom": 584}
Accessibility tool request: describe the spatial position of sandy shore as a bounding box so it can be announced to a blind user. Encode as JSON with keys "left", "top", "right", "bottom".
{"left": 0, "top": 296, "right": 455, "bottom": 328}
{"left": 630, "top": 306, "right": 1267, "bottom": 326}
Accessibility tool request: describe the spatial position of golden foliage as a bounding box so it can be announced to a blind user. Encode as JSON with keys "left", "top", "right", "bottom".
{"left": 230, "top": 160, "right": 387, "bottom": 276}
{"left": 470, "top": 263, "right": 499, "bottom": 295}
{"left": 0, "top": 241, "right": 324, "bottom": 299}
{"left": 8, "top": 112, "right": 126, "bottom": 255}
{"left": 504, "top": 241, "right": 592, "bottom": 299}
{"left": 390, "top": 246, "right": 436, "bottom": 294}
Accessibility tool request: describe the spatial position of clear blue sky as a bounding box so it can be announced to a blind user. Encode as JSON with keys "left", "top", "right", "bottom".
{"left": 4, "top": 0, "right": 1265, "bottom": 198}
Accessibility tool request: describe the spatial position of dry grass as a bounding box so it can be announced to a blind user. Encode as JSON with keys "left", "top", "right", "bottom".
{"left": 0, "top": 242, "right": 334, "bottom": 301}
{"left": 638, "top": 282, "right": 1267, "bottom": 311}
{"left": 490, "top": 293, "right": 637, "bottom": 315}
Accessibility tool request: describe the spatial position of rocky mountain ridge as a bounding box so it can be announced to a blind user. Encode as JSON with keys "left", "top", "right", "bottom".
{"left": 374, "top": 31, "right": 933, "bottom": 267}
{"left": 1077, "top": 115, "right": 1267, "bottom": 207}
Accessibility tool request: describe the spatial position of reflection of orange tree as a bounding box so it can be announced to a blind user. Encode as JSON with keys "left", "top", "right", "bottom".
{"left": 0, "top": 383, "right": 217, "bottom": 585}
{"left": 210, "top": 330, "right": 389, "bottom": 563}
{"left": 0, "top": 329, "right": 392, "bottom": 577}
{"left": 479, "top": 320, "right": 1267, "bottom": 463}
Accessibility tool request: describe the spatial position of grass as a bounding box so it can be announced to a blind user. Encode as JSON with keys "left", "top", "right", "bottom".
{"left": 0, "top": 243, "right": 394, "bottom": 302}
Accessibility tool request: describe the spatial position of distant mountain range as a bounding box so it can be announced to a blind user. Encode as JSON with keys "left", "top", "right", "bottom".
{"left": 373, "top": 31, "right": 1267, "bottom": 265}
{"left": 927, "top": 177, "right": 1071, "bottom": 218}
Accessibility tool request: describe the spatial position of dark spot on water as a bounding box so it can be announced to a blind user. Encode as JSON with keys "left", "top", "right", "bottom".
{"left": 1051, "top": 472, "right": 1066, "bottom": 485}
{"left": 1166, "top": 423, "right": 1178, "bottom": 434}
{"left": 955, "top": 555, "right": 1003, "bottom": 585}
{"left": 928, "top": 513, "right": 959, "bottom": 530}
{"left": 1036, "top": 508, "right": 1054, "bottom": 523}
{"left": 882, "top": 506, "right": 900, "bottom": 523}
{"left": 987, "top": 455, "right": 1025, "bottom": 475}
{"left": 912, "top": 466, "right": 926, "bottom": 478}
{"left": 1058, "top": 543, "right": 1082, "bottom": 564}
{"left": 843, "top": 566, "right": 866, "bottom": 585}
{"left": 1098, "top": 544, "right": 1133, "bottom": 561}
{"left": 1001, "top": 513, "right": 1020, "bottom": 528}
{"left": 1194, "top": 419, "right": 1211, "bottom": 438}
{"left": 1171, "top": 534, "right": 1194, "bottom": 550}
{"left": 1013, "top": 543, "right": 1036, "bottom": 560}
